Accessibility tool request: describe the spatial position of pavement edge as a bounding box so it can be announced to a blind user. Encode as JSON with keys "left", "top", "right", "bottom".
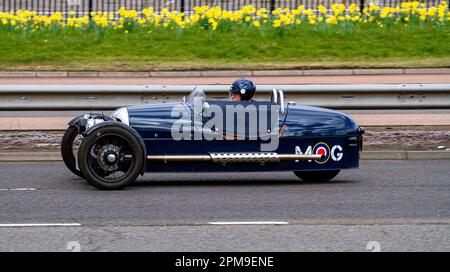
{"left": 1, "top": 68, "right": 450, "bottom": 78}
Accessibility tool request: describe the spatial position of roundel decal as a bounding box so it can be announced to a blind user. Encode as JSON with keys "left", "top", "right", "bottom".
{"left": 313, "top": 142, "right": 331, "bottom": 164}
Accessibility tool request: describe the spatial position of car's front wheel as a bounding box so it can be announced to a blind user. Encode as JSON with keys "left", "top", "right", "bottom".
{"left": 78, "top": 126, "right": 144, "bottom": 190}
{"left": 293, "top": 170, "right": 340, "bottom": 183}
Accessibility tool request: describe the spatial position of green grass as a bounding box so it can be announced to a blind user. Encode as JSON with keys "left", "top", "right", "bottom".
{"left": 0, "top": 24, "right": 449, "bottom": 71}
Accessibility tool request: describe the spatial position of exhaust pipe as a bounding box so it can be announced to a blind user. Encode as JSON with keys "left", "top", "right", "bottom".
{"left": 147, "top": 152, "right": 323, "bottom": 163}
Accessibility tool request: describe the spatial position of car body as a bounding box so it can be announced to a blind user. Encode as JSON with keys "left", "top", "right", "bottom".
{"left": 62, "top": 87, "right": 364, "bottom": 189}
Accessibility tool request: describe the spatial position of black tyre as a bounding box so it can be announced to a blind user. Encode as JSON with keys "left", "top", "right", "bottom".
{"left": 78, "top": 126, "right": 143, "bottom": 190}
{"left": 293, "top": 170, "right": 340, "bottom": 183}
{"left": 61, "top": 126, "right": 84, "bottom": 177}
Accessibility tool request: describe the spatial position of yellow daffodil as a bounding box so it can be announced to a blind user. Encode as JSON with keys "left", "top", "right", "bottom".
{"left": 318, "top": 5, "right": 327, "bottom": 15}
{"left": 0, "top": 2, "right": 447, "bottom": 34}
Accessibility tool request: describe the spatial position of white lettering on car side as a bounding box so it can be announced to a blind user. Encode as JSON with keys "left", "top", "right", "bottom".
{"left": 331, "top": 145, "right": 343, "bottom": 161}
{"left": 295, "top": 144, "right": 344, "bottom": 163}
{"left": 295, "top": 145, "right": 313, "bottom": 162}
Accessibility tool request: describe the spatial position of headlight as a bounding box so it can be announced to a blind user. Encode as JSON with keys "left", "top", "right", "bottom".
{"left": 111, "top": 107, "right": 129, "bottom": 125}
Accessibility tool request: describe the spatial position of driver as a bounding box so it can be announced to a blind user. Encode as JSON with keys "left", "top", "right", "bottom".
{"left": 229, "top": 78, "right": 256, "bottom": 101}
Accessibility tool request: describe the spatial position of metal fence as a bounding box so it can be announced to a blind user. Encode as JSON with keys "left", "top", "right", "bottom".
{"left": 0, "top": 0, "right": 447, "bottom": 16}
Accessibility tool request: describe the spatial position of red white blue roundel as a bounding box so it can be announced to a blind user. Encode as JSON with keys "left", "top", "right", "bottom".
{"left": 313, "top": 142, "right": 331, "bottom": 164}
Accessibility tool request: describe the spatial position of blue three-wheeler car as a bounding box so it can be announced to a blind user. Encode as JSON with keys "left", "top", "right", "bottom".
{"left": 61, "top": 87, "right": 364, "bottom": 190}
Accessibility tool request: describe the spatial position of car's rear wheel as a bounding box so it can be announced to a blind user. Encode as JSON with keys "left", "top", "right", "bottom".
{"left": 61, "top": 125, "right": 84, "bottom": 177}
{"left": 78, "top": 126, "right": 143, "bottom": 190}
{"left": 293, "top": 170, "right": 340, "bottom": 183}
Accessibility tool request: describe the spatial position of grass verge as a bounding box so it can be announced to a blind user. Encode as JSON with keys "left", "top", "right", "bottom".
{"left": 1, "top": 25, "right": 449, "bottom": 71}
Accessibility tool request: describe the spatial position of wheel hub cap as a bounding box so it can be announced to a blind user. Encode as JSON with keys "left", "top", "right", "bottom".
{"left": 98, "top": 144, "right": 121, "bottom": 171}
{"left": 107, "top": 154, "right": 117, "bottom": 163}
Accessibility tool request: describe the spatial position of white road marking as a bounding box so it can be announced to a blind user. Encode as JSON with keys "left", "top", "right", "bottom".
{"left": 0, "top": 223, "right": 81, "bottom": 227}
{"left": 208, "top": 221, "right": 289, "bottom": 225}
{"left": 0, "top": 188, "right": 36, "bottom": 191}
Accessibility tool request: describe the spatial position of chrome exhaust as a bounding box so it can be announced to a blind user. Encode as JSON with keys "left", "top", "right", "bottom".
{"left": 146, "top": 155, "right": 210, "bottom": 162}
{"left": 147, "top": 152, "right": 322, "bottom": 163}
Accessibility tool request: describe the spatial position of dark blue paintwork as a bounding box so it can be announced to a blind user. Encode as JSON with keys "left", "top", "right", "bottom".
{"left": 125, "top": 100, "right": 363, "bottom": 173}
{"left": 283, "top": 105, "right": 359, "bottom": 137}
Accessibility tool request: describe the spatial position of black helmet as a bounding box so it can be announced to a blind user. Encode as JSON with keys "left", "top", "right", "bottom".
{"left": 230, "top": 78, "right": 256, "bottom": 101}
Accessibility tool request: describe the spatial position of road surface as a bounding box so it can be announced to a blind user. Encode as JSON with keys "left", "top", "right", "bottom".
{"left": 0, "top": 160, "right": 449, "bottom": 251}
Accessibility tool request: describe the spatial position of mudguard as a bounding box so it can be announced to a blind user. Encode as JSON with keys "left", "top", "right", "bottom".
{"left": 68, "top": 114, "right": 85, "bottom": 127}
{"left": 68, "top": 113, "right": 114, "bottom": 134}
{"left": 84, "top": 121, "right": 147, "bottom": 175}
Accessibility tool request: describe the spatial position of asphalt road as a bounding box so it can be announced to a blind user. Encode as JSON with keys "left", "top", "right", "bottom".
{"left": 0, "top": 160, "right": 450, "bottom": 251}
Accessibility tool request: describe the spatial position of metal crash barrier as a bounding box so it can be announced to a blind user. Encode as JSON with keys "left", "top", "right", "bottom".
{"left": 0, "top": 84, "right": 449, "bottom": 110}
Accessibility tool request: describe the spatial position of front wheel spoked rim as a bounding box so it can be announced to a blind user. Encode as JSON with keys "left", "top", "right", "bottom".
{"left": 86, "top": 134, "right": 135, "bottom": 183}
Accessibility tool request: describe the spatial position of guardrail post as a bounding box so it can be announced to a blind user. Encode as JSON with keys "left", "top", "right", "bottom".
{"left": 360, "top": 0, "right": 365, "bottom": 13}
{"left": 88, "top": 0, "right": 93, "bottom": 18}
{"left": 270, "top": 0, "right": 275, "bottom": 12}
{"left": 180, "top": 0, "right": 185, "bottom": 13}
